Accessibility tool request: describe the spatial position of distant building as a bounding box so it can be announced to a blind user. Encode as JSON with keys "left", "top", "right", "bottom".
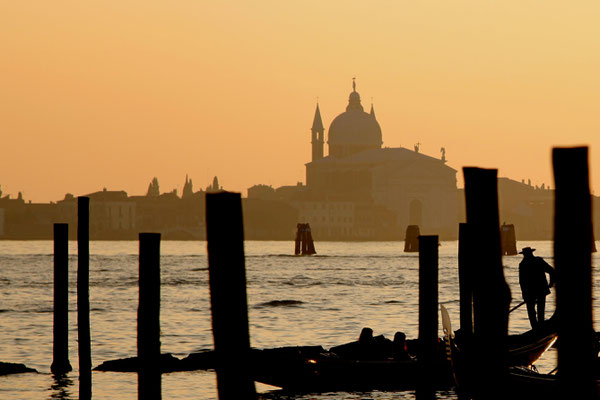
{"left": 299, "top": 80, "right": 458, "bottom": 239}
{"left": 458, "top": 177, "right": 555, "bottom": 240}
{"left": 247, "top": 184, "right": 277, "bottom": 200}
{"left": 58, "top": 189, "right": 136, "bottom": 239}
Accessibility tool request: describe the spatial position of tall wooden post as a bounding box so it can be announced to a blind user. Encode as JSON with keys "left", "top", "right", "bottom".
{"left": 404, "top": 225, "right": 420, "bottom": 252}
{"left": 417, "top": 235, "right": 439, "bottom": 400}
{"left": 138, "top": 233, "right": 162, "bottom": 400}
{"left": 51, "top": 223, "right": 72, "bottom": 375}
{"left": 457, "top": 223, "right": 473, "bottom": 338}
{"left": 206, "top": 192, "right": 257, "bottom": 400}
{"left": 553, "top": 147, "right": 595, "bottom": 398}
{"left": 463, "top": 167, "right": 510, "bottom": 399}
{"left": 77, "top": 197, "right": 92, "bottom": 400}
{"left": 500, "top": 223, "right": 517, "bottom": 256}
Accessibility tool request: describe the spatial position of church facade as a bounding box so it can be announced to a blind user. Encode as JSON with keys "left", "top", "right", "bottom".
{"left": 298, "top": 81, "right": 458, "bottom": 240}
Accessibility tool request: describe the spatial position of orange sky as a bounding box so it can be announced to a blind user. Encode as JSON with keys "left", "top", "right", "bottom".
{"left": 2, "top": 1, "right": 600, "bottom": 202}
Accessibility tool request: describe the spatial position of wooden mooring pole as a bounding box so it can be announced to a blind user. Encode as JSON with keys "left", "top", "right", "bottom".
{"left": 51, "top": 223, "right": 72, "bottom": 375}
{"left": 457, "top": 223, "right": 473, "bottom": 339}
{"left": 417, "top": 235, "right": 439, "bottom": 400}
{"left": 553, "top": 147, "right": 596, "bottom": 398}
{"left": 206, "top": 192, "right": 257, "bottom": 400}
{"left": 500, "top": 223, "right": 517, "bottom": 256}
{"left": 404, "top": 225, "right": 420, "bottom": 252}
{"left": 138, "top": 233, "right": 162, "bottom": 400}
{"left": 463, "top": 167, "right": 510, "bottom": 399}
{"left": 77, "top": 196, "right": 92, "bottom": 400}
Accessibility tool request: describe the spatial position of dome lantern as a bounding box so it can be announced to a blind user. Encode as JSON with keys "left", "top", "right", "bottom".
{"left": 327, "top": 79, "right": 383, "bottom": 158}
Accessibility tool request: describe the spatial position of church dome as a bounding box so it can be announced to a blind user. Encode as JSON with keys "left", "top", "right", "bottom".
{"left": 327, "top": 82, "right": 382, "bottom": 157}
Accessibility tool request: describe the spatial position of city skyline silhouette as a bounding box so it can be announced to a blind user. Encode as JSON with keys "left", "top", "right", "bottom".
{"left": 2, "top": 2, "right": 600, "bottom": 203}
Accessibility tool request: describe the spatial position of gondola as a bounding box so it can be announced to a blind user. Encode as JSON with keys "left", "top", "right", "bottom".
{"left": 451, "top": 312, "right": 558, "bottom": 368}
{"left": 252, "top": 345, "right": 452, "bottom": 392}
{"left": 440, "top": 306, "right": 587, "bottom": 400}
{"left": 252, "top": 316, "right": 557, "bottom": 392}
{"left": 449, "top": 362, "right": 600, "bottom": 400}
{"left": 506, "top": 314, "right": 557, "bottom": 366}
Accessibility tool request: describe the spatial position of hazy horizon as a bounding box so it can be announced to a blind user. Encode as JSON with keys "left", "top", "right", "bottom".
{"left": 2, "top": 2, "right": 599, "bottom": 203}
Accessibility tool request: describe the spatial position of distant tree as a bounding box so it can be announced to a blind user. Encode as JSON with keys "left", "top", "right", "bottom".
{"left": 64, "top": 193, "right": 74, "bottom": 201}
{"left": 147, "top": 177, "right": 160, "bottom": 197}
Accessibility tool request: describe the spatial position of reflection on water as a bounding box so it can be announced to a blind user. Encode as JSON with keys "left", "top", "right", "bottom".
{"left": 0, "top": 241, "right": 593, "bottom": 399}
{"left": 50, "top": 374, "right": 74, "bottom": 400}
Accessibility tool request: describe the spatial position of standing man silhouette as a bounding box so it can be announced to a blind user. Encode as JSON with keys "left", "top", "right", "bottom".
{"left": 518, "top": 247, "right": 555, "bottom": 328}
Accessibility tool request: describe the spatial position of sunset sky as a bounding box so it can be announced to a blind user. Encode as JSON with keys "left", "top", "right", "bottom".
{"left": 2, "top": 1, "right": 600, "bottom": 202}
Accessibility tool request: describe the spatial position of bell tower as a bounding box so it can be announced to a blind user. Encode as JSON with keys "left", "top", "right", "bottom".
{"left": 311, "top": 103, "right": 324, "bottom": 161}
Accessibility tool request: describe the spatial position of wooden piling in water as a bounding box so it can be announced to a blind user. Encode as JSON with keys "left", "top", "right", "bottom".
{"left": 457, "top": 223, "right": 473, "bottom": 339}
{"left": 304, "top": 223, "right": 316, "bottom": 255}
{"left": 294, "top": 224, "right": 301, "bottom": 255}
{"left": 301, "top": 231, "right": 309, "bottom": 254}
{"left": 404, "top": 225, "right": 420, "bottom": 252}
{"left": 417, "top": 235, "right": 438, "bottom": 399}
{"left": 51, "top": 223, "right": 72, "bottom": 375}
{"left": 138, "top": 233, "right": 162, "bottom": 400}
{"left": 500, "top": 223, "right": 517, "bottom": 256}
{"left": 553, "top": 147, "right": 596, "bottom": 398}
{"left": 77, "top": 196, "right": 92, "bottom": 400}
{"left": 206, "top": 192, "right": 257, "bottom": 400}
{"left": 463, "top": 167, "right": 510, "bottom": 399}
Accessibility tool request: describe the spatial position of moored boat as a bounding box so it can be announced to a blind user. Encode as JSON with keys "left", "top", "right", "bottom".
{"left": 252, "top": 345, "right": 451, "bottom": 392}
{"left": 252, "top": 317, "right": 557, "bottom": 392}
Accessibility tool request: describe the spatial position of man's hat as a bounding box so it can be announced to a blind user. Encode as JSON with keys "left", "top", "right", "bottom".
{"left": 519, "top": 247, "right": 536, "bottom": 254}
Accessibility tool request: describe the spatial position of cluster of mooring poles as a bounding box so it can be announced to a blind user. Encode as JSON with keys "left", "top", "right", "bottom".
{"left": 453, "top": 146, "right": 596, "bottom": 399}
{"left": 294, "top": 222, "right": 316, "bottom": 255}
{"left": 51, "top": 197, "right": 164, "bottom": 400}
{"left": 50, "top": 197, "right": 94, "bottom": 399}
{"left": 51, "top": 192, "right": 257, "bottom": 399}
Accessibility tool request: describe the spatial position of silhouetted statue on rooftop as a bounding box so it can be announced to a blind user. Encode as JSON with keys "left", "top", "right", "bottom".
{"left": 519, "top": 247, "right": 555, "bottom": 328}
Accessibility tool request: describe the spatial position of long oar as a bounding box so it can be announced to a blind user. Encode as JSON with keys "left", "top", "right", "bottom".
{"left": 509, "top": 301, "right": 526, "bottom": 313}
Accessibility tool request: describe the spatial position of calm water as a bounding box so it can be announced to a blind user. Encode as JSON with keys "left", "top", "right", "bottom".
{"left": 0, "top": 240, "right": 595, "bottom": 399}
